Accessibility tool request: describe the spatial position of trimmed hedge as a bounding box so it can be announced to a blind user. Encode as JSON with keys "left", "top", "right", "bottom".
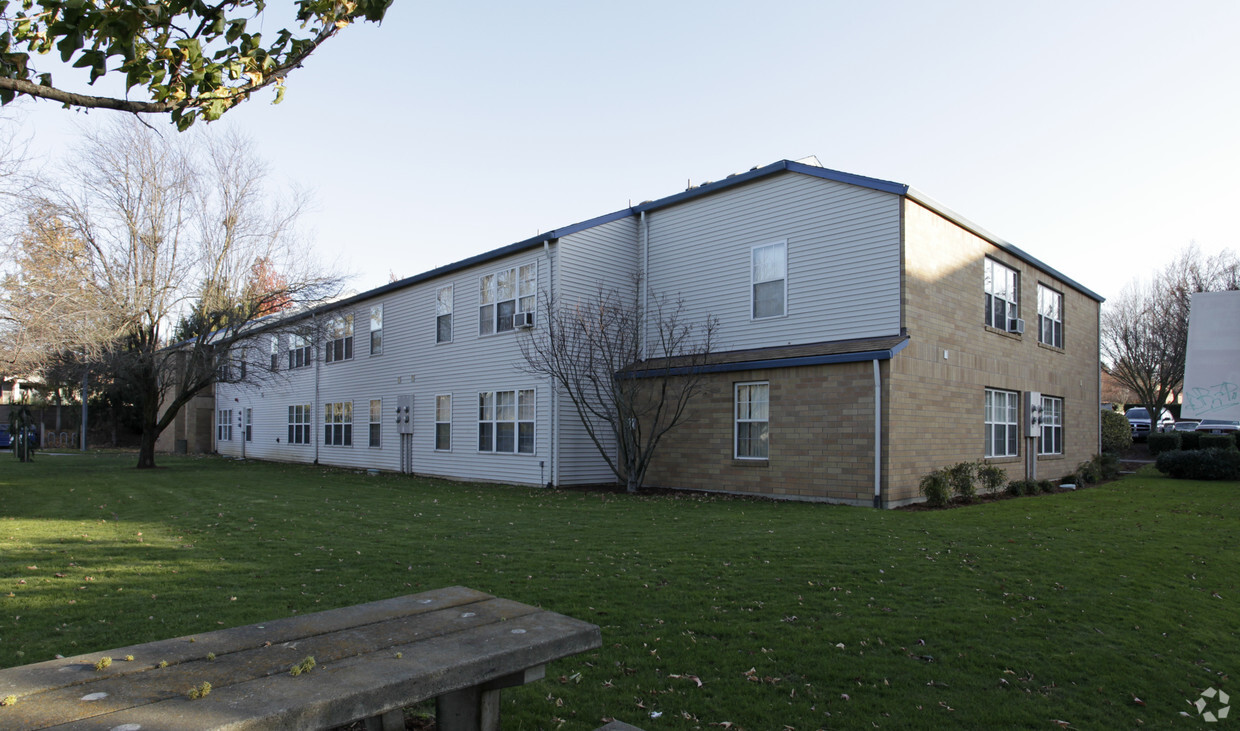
{"left": 1101, "top": 409, "right": 1132, "bottom": 454}
{"left": 1148, "top": 432, "right": 1181, "bottom": 455}
{"left": 1200, "top": 434, "right": 1239, "bottom": 451}
{"left": 1155, "top": 448, "right": 1240, "bottom": 480}
{"left": 1179, "top": 430, "right": 1202, "bottom": 450}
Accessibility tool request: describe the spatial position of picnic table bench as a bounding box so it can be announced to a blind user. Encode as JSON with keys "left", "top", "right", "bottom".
{"left": 0, "top": 586, "right": 601, "bottom": 730}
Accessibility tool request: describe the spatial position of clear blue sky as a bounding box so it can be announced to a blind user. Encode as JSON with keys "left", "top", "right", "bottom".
{"left": 10, "top": 0, "right": 1240, "bottom": 302}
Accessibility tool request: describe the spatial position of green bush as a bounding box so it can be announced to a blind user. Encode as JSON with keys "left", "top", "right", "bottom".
{"left": 1007, "top": 479, "right": 1037, "bottom": 496}
{"left": 1100, "top": 409, "right": 1132, "bottom": 454}
{"left": 1059, "top": 473, "right": 1079, "bottom": 486}
{"left": 1147, "top": 432, "right": 1181, "bottom": 455}
{"left": 1038, "top": 479, "right": 1056, "bottom": 494}
{"left": 1076, "top": 459, "right": 1102, "bottom": 486}
{"left": 1179, "top": 430, "right": 1202, "bottom": 450}
{"left": 946, "top": 462, "right": 976, "bottom": 502}
{"left": 1200, "top": 434, "right": 1238, "bottom": 451}
{"left": 1094, "top": 453, "right": 1121, "bottom": 481}
{"left": 1155, "top": 448, "right": 1240, "bottom": 480}
{"left": 919, "top": 469, "right": 951, "bottom": 507}
{"left": 975, "top": 462, "right": 1007, "bottom": 495}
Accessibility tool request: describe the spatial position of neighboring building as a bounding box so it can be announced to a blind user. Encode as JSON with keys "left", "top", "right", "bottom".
{"left": 209, "top": 159, "right": 1102, "bottom": 506}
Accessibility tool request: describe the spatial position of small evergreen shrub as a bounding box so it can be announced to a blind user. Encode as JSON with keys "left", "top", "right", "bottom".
{"left": 976, "top": 462, "right": 1007, "bottom": 495}
{"left": 1059, "top": 472, "right": 1079, "bottom": 487}
{"left": 1094, "top": 452, "right": 1121, "bottom": 481}
{"left": 1007, "top": 479, "right": 1037, "bottom": 496}
{"left": 1076, "top": 460, "right": 1102, "bottom": 486}
{"left": 946, "top": 462, "right": 976, "bottom": 502}
{"left": 919, "top": 469, "right": 951, "bottom": 507}
{"left": 1179, "top": 430, "right": 1202, "bottom": 450}
{"left": 1147, "top": 432, "right": 1181, "bottom": 455}
{"left": 1200, "top": 434, "right": 1238, "bottom": 451}
{"left": 1038, "top": 479, "right": 1056, "bottom": 494}
{"left": 1100, "top": 409, "right": 1133, "bottom": 454}
{"left": 1155, "top": 448, "right": 1240, "bottom": 480}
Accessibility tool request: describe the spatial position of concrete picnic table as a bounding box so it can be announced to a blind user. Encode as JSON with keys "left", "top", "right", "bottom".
{"left": 0, "top": 586, "right": 602, "bottom": 730}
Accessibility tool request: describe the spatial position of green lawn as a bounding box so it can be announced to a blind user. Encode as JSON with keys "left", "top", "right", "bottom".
{"left": 1, "top": 453, "right": 1237, "bottom": 729}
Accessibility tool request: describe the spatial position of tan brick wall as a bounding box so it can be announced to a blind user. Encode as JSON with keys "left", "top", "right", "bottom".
{"left": 643, "top": 361, "right": 885, "bottom": 505}
{"left": 887, "top": 199, "right": 1102, "bottom": 503}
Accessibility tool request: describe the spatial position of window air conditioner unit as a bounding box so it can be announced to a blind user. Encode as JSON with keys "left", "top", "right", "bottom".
{"left": 513, "top": 311, "right": 535, "bottom": 329}
{"left": 1007, "top": 318, "right": 1025, "bottom": 334}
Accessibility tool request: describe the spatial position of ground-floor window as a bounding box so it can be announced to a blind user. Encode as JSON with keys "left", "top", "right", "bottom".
{"left": 478, "top": 389, "right": 534, "bottom": 454}
{"left": 1039, "top": 395, "right": 1063, "bottom": 455}
{"left": 368, "top": 399, "right": 381, "bottom": 447}
{"left": 325, "top": 401, "right": 353, "bottom": 446}
{"left": 436, "top": 394, "right": 452, "bottom": 451}
{"left": 735, "top": 382, "right": 769, "bottom": 459}
{"left": 985, "top": 388, "right": 1019, "bottom": 457}
{"left": 288, "top": 404, "right": 312, "bottom": 445}
{"left": 217, "top": 409, "right": 232, "bottom": 442}
{"left": 244, "top": 408, "right": 252, "bottom": 442}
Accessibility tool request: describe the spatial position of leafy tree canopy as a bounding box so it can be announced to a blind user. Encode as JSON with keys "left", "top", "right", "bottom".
{"left": 0, "top": 0, "right": 392, "bottom": 129}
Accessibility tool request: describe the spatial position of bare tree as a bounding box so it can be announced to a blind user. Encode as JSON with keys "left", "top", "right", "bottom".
{"left": 1103, "top": 245, "right": 1239, "bottom": 427}
{"left": 519, "top": 275, "right": 717, "bottom": 493}
{"left": 3, "top": 118, "right": 342, "bottom": 467}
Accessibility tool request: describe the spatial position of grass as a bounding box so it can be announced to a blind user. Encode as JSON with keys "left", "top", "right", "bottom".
{"left": 1, "top": 453, "right": 1237, "bottom": 729}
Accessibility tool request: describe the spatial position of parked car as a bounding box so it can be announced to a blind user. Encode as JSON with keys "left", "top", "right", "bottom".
{"left": 1195, "top": 419, "right": 1240, "bottom": 435}
{"left": 1125, "top": 407, "right": 1175, "bottom": 440}
{"left": 0, "top": 424, "right": 39, "bottom": 449}
{"left": 1172, "top": 420, "right": 1201, "bottom": 432}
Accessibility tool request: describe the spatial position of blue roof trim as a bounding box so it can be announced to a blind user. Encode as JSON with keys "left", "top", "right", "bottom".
{"left": 626, "top": 339, "right": 909, "bottom": 379}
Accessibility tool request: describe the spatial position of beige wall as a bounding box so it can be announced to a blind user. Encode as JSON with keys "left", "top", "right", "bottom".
{"left": 643, "top": 361, "right": 884, "bottom": 505}
{"left": 889, "top": 199, "right": 1101, "bottom": 501}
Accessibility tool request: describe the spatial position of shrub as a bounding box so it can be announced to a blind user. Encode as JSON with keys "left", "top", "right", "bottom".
{"left": 1147, "top": 432, "right": 1181, "bottom": 455}
{"left": 1179, "top": 430, "right": 1202, "bottom": 450}
{"left": 1200, "top": 434, "right": 1238, "bottom": 451}
{"left": 1059, "top": 473, "right": 1079, "bottom": 486}
{"left": 919, "top": 469, "right": 951, "bottom": 507}
{"left": 946, "top": 462, "right": 976, "bottom": 502}
{"left": 1155, "top": 448, "right": 1240, "bottom": 480}
{"left": 1076, "top": 459, "right": 1102, "bottom": 486}
{"left": 1100, "top": 409, "right": 1132, "bottom": 454}
{"left": 1093, "top": 453, "right": 1121, "bottom": 481}
{"left": 1007, "top": 479, "right": 1037, "bottom": 496}
{"left": 1038, "top": 479, "right": 1056, "bottom": 494}
{"left": 976, "top": 462, "right": 1007, "bottom": 495}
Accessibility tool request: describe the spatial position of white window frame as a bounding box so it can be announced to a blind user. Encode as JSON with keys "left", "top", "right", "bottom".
{"left": 288, "top": 333, "right": 311, "bottom": 369}
{"left": 436, "top": 284, "right": 453, "bottom": 343}
{"left": 734, "top": 382, "right": 770, "bottom": 459}
{"left": 217, "top": 409, "right": 233, "bottom": 442}
{"left": 325, "top": 314, "right": 354, "bottom": 363}
{"left": 270, "top": 334, "right": 280, "bottom": 371}
{"left": 984, "top": 258, "right": 1019, "bottom": 331}
{"left": 751, "top": 241, "right": 787, "bottom": 320}
{"left": 1037, "top": 284, "right": 1063, "bottom": 348}
{"left": 435, "top": 394, "right": 452, "bottom": 451}
{"left": 368, "top": 398, "right": 382, "bottom": 448}
{"left": 369, "top": 305, "right": 383, "bottom": 356}
{"left": 244, "top": 407, "right": 252, "bottom": 442}
{"left": 324, "top": 401, "right": 353, "bottom": 446}
{"left": 985, "top": 388, "right": 1020, "bottom": 458}
{"left": 477, "top": 388, "right": 535, "bottom": 454}
{"left": 1039, "top": 395, "right": 1063, "bottom": 456}
{"left": 287, "top": 404, "right": 312, "bottom": 445}
{"left": 478, "top": 262, "right": 536, "bottom": 336}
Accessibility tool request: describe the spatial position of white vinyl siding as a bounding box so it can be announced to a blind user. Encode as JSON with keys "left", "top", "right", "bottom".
{"left": 751, "top": 241, "right": 787, "bottom": 319}
{"left": 1040, "top": 396, "right": 1063, "bottom": 455}
{"left": 1038, "top": 284, "right": 1063, "bottom": 348}
{"left": 735, "top": 382, "right": 769, "bottom": 459}
{"left": 985, "top": 388, "right": 1019, "bottom": 458}
{"left": 984, "top": 258, "right": 1019, "bottom": 330}
{"left": 644, "top": 173, "right": 901, "bottom": 351}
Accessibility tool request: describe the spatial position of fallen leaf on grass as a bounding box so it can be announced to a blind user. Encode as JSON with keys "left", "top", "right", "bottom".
{"left": 1051, "top": 721, "right": 1071, "bottom": 728}
{"left": 668, "top": 674, "right": 703, "bottom": 687}
{"left": 1132, "top": 695, "right": 1146, "bottom": 706}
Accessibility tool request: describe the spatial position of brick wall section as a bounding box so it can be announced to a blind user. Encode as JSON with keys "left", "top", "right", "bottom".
{"left": 887, "top": 199, "right": 1101, "bottom": 503}
{"left": 643, "top": 360, "right": 884, "bottom": 505}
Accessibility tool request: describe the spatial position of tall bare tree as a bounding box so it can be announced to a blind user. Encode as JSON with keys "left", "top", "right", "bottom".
{"left": 519, "top": 275, "right": 717, "bottom": 493}
{"left": 1103, "top": 245, "right": 1239, "bottom": 427}
{"left": 3, "top": 118, "right": 341, "bottom": 467}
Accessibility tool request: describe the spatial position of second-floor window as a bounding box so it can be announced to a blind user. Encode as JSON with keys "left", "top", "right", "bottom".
{"left": 288, "top": 333, "right": 311, "bottom": 369}
{"left": 270, "top": 334, "right": 279, "bottom": 371}
{"left": 479, "top": 263, "right": 536, "bottom": 335}
{"left": 1037, "top": 284, "right": 1063, "bottom": 348}
{"left": 325, "top": 314, "right": 353, "bottom": 363}
{"left": 370, "top": 305, "right": 383, "bottom": 355}
{"left": 437, "top": 285, "right": 453, "bottom": 343}
{"left": 751, "top": 241, "right": 787, "bottom": 319}
{"left": 984, "top": 258, "right": 1019, "bottom": 331}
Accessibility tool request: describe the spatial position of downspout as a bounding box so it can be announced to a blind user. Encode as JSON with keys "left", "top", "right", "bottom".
{"left": 544, "top": 238, "right": 557, "bottom": 487}
{"left": 640, "top": 210, "right": 649, "bottom": 361}
{"left": 873, "top": 358, "right": 883, "bottom": 508}
{"left": 1097, "top": 305, "right": 1103, "bottom": 455}
{"left": 313, "top": 313, "right": 321, "bottom": 465}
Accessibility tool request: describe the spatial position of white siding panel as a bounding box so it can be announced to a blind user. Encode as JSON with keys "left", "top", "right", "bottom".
{"left": 645, "top": 173, "right": 902, "bottom": 352}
